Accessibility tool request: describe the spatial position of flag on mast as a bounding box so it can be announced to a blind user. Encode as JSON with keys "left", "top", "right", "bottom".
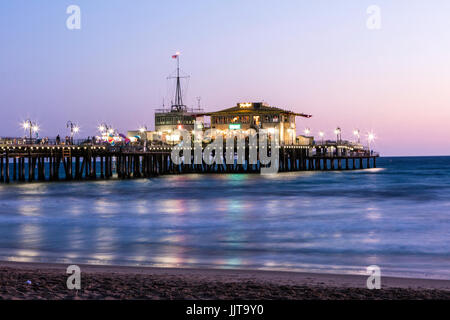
{"left": 172, "top": 52, "right": 180, "bottom": 59}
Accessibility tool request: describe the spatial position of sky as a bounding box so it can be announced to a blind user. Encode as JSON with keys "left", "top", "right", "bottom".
{"left": 1, "top": 0, "right": 450, "bottom": 156}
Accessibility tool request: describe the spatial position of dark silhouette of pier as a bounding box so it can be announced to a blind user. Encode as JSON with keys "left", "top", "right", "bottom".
{"left": 0, "top": 143, "right": 378, "bottom": 183}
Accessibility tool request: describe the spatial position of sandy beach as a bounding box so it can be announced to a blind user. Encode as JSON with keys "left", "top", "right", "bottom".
{"left": 0, "top": 261, "right": 448, "bottom": 300}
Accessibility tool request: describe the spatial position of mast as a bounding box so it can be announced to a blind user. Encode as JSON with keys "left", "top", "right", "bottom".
{"left": 175, "top": 54, "right": 183, "bottom": 108}
{"left": 170, "top": 52, "right": 188, "bottom": 112}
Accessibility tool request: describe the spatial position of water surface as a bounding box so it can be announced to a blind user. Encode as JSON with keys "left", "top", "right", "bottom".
{"left": 0, "top": 156, "right": 449, "bottom": 279}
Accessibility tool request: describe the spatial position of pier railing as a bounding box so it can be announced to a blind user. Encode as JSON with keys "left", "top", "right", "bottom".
{"left": 311, "top": 150, "right": 379, "bottom": 157}
{"left": 0, "top": 138, "right": 178, "bottom": 152}
{"left": 155, "top": 107, "right": 204, "bottom": 114}
{"left": 0, "top": 137, "right": 97, "bottom": 146}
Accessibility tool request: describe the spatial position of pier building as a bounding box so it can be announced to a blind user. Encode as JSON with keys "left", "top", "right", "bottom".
{"left": 203, "top": 102, "right": 312, "bottom": 145}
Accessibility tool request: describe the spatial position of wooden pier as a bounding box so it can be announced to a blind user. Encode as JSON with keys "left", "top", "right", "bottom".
{"left": 0, "top": 144, "right": 378, "bottom": 183}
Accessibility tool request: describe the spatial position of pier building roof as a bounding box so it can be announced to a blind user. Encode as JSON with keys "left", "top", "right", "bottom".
{"left": 201, "top": 102, "right": 312, "bottom": 118}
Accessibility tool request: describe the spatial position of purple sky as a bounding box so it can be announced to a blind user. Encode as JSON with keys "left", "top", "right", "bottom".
{"left": 1, "top": 0, "right": 450, "bottom": 156}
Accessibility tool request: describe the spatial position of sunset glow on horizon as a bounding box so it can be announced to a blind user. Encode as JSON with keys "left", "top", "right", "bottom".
{"left": 1, "top": 0, "right": 450, "bottom": 156}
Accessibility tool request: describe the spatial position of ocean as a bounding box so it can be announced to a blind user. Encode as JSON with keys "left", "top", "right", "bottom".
{"left": 0, "top": 156, "right": 449, "bottom": 279}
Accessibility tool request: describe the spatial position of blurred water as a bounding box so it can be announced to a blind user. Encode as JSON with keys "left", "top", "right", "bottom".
{"left": 0, "top": 156, "right": 449, "bottom": 279}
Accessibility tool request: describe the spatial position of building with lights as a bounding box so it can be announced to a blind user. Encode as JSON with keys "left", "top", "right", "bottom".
{"left": 204, "top": 102, "right": 312, "bottom": 145}
{"left": 153, "top": 107, "right": 204, "bottom": 143}
{"left": 128, "top": 102, "right": 312, "bottom": 145}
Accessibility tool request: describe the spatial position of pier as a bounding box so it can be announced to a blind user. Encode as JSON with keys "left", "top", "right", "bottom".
{"left": 0, "top": 142, "right": 378, "bottom": 183}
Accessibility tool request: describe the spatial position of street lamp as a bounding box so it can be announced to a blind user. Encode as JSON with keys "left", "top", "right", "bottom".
{"left": 22, "top": 119, "right": 38, "bottom": 142}
{"left": 98, "top": 123, "right": 113, "bottom": 137}
{"left": 334, "top": 127, "right": 341, "bottom": 143}
{"left": 367, "top": 132, "right": 375, "bottom": 153}
{"left": 99, "top": 123, "right": 113, "bottom": 134}
{"left": 304, "top": 128, "right": 311, "bottom": 136}
{"left": 23, "top": 120, "right": 31, "bottom": 139}
{"left": 353, "top": 129, "right": 360, "bottom": 144}
{"left": 67, "top": 121, "right": 80, "bottom": 144}
{"left": 98, "top": 123, "right": 113, "bottom": 144}
{"left": 139, "top": 125, "right": 148, "bottom": 141}
{"left": 138, "top": 125, "right": 148, "bottom": 150}
{"left": 318, "top": 131, "right": 325, "bottom": 145}
{"left": 139, "top": 125, "right": 147, "bottom": 135}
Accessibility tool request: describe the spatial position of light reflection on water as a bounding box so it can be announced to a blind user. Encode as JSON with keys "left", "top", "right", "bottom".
{"left": 0, "top": 157, "right": 449, "bottom": 279}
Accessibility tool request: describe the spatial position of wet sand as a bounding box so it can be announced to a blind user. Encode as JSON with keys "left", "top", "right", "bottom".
{"left": 0, "top": 261, "right": 449, "bottom": 300}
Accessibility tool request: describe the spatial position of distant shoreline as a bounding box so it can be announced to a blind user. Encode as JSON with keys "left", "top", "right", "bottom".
{"left": 1, "top": 261, "right": 449, "bottom": 300}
